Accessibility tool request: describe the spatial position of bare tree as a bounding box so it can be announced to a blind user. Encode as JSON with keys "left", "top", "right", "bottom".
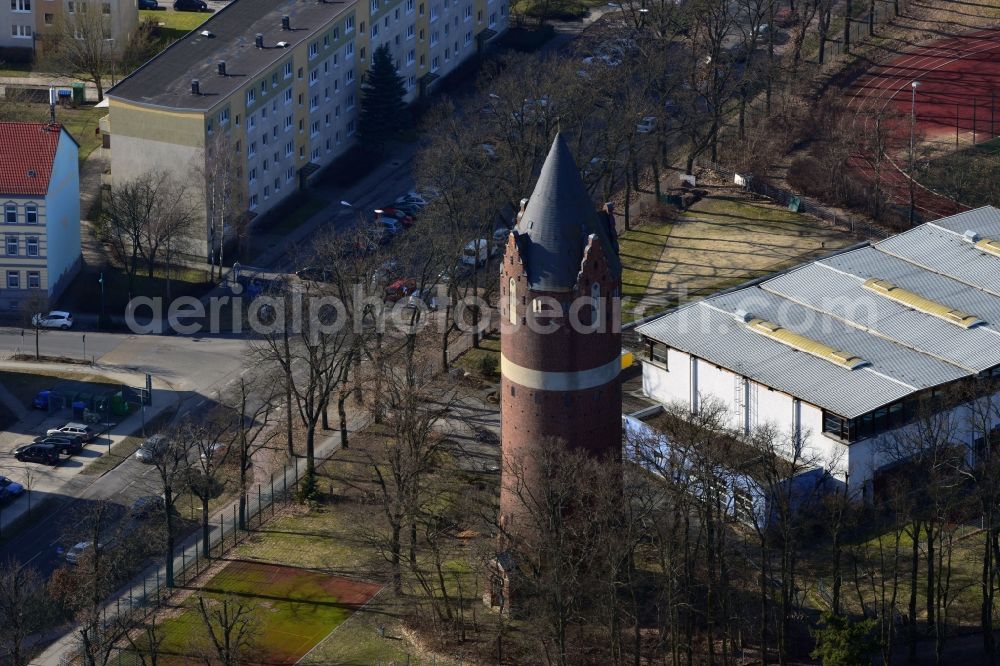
{"left": 183, "top": 415, "right": 233, "bottom": 559}
{"left": 43, "top": 1, "right": 116, "bottom": 101}
{"left": 0, "top": 559, "right": 50, "bottom": 666}
{"left": 200, "top": 131, "right": 243, "bottom": 279}
{"left": 151, "top": 427, "right": 194, "bottom": 588}
{"left": 195, "top": 594, "right": 258, "bottom": 666}
{"left": 20, "top": 291, "right": 50, "bottom": 361}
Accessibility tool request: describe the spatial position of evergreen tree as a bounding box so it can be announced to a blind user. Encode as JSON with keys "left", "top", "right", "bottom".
{"left": 358, "top": 44, "right": 409, "bottom": 151}
{"left": 810, "top": 612, "right": 880, "bottom": 666}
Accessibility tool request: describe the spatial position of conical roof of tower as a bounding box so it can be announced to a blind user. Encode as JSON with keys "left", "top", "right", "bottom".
{"left": 514, "top": 133, "right": 621, "bottom": 292}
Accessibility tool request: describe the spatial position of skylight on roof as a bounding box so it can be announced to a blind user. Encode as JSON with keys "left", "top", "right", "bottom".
{"left": 863, "top": 278, "right": 984, "bottom": 329}
{"left": 746, "top": 318, "right": 868, "bottom": 370}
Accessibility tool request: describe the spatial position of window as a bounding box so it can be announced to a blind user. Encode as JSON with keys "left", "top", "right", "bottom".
{"left": 346, "top": 42, "right": 354, "bottom": 58}
{"left": 235, "top": 114, "right": 240, "bottom": 127}
{"left": 310, "top": 94, "right": 318, "bottom": 110}
{"left": 284, "top": 89, "right": 292, "bottom": 104}
{"left": 465, "top": 31, "right": 471, "bottom": 45}
{"left": 346, "top": 119, "right": 355, "bottom": 135}
{"left": 326, "top": 138, "right": 331, "bottom": 150}
{"left": 274, "top": 177, "right": 281, "bottom": 191}
{"left": 345, "top": 15, "right": 354, "bottom": 33}
{"left": 297, "top": 67, "right": 303, "bottom": 79}
{"left": 645, "top": 339, "right": 667, "bottom": 367}
{"left": 299, "top": 119, "right": 304, "bottom": 132}
{"left": 285, "top": 141, "right": 294, "bottom": 156}
{"left": 272, "top": 73, "right": 278, "bottom": 87}
{"left": 371, "top": 23, "right": 378, "bottom": 38}
{"left": 335, "top": 104, "right": 340, "bottom": 117}
{"left": 359, "top": 21, "right": 365, "bottom": 33}
{"left": 430, "top": 31, "right": 438, "bottom": 46}
{"left": 508, "top": 278, "right": 516, "bottom": 324}
{"left": 489, "top": 11, "right": 496, "bottom": 26}
{"left": 309, "top": 42, "right": 319, "bottom": 59}
{"left": 26, "top": 235, "right": 37, "bottom": 257}
{"left": 430, "top": 4, "right": 438, "bottom": 21}
{"left": 298, "top": 93, "right": 303, "bottom": 105}
{"left": 5, "top": 235, "right": 16, "bottom": 255}
{"left": 477, "top": 9, "right": 482, "bottom": 21}
{"left": 287, "top": 167, "right": 295, "bottom": 181}
{"left": 407, "top": 75, "right": 415, "bottom": 88}
{"left": 248, "top": 114, "right": 256, "bottom": 131}
{"left": 249, "top": 194, "right": 258, "bottom": 209}
{"left": 336, "top": 129, "right": 342, "bottom": 144}
{"left": 4, "top": 203, "right": 15, "bottom": 224}
{"left": 312, "top": 146, "right": 320, "bottom": 159}
{"left": 407, "top": 24, "right": 414, "bottom": 39}
{"left": 102, "top": 2, "right": 110, "bottom": 14}
{"left": 283, "top": 62, "right": 293, "bottom": 78}
{"left": 359, "top": 47, "right": 365, "bottom": 62}
{"left": 464, "top": 4, "right": 471, "bottom": 19}
{"left": 822, "top": 411, "right": 849, "bottom": 441}
{"left": 370, "top": 0, "right": 377, "bottom": 11}
{"left": 406, "top": 49, "right": 415, "bottom": 64}
{"left": 299, "top": 146, "right": 305, "bottom": 158}
{"left": 333, "top": 27, "right": 339, "bottom": 39}
{"left": 27, "top": 271, "right": 39, "bottom": 289}
{"left": 25, "top": 204, "right": 36, "bottom": 224}
{"left": 262, "top": 158, "right": 269, "bottom": 171}
{"left": 310, "top": 120, "right": 319, "bottom": 136}
{"left": 324, "top": 34, "right": 330, "bottom": 48}
{"left": 419, "top": 2, "right": 424, "bottom": 14}
{"left": 309, "top": 68, "right": 319, "bottom": 85}
{"left": 431, "top": 56, "right": 439, "bottom": 71}
{"left": 284, "top": 115, "right": 293, "bottom": 130}
{"left": 246, "top": 88, "right": 255, "bottom": 105}
{"left": 10, "top": 24, "right": 31, "bottom": 38}
{"left": 67, "top": 0, "right": 74, "bottom": 12}
{"left": 263, "top": 185, "right": 269, "bottom": 199}
{"left": 419, "top": 54, "right": 425, "bottom": 67}
{"left": 406, "top": 0, "right": 414, "bottom": 11}
{"left": 444, "top": 47, "right": 450, "bottom": 60}
{"left": 346, "top": 69, "right": 354, "bottom": 83}
{"left": 218, "top": 108, "right": 230, "bottom": 124}
{"left": 6, "top": 271, "right": 18, "bottom": 289}
{"left": 44, "top": 13, "right": 53, "bottom": 24}
{"left": 324, "top": 113, "right": 331, "bottom": 126}
{"left": 10, "top": 0, "right": 30, "bottom": 12}
{"left": 248, "top": 141, "right": 256, "bottom": 158}
{"left": 347, "top": 93, "right": 355, "bottom": 109}
{"left": 324, "top": 86, "right": 330, "bottom": 100}
{"left": 248, "top": 167, "right": 257, "bottom": 182}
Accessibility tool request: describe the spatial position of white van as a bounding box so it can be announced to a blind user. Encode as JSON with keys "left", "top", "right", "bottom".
{"left": 461, "top": 239, "right": 489, "bottom": 267}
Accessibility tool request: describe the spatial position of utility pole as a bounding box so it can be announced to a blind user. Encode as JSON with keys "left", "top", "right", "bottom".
{"left": 909, "top": 81, "right": 919, "bottom": 227}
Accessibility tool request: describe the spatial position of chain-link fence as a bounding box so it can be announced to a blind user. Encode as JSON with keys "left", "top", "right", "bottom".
{"left": 694, "top": 158, "right": 889, "bottom": 241}
{"left": 75, "top": 458, "right": 303, "bottom": 666}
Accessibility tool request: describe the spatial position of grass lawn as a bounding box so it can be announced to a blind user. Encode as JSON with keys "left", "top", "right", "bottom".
{"left": 58, "top": 265, "right": 211, "bottom": 316}
{"left": 59, "top": 103, "right": 106, "bottom": 163}
{"left": 141, "top": 9, "right": 211, "bottom": 46}
{"left": 628, "top": 192, "right": 853, "bottom": 320}
{"left": 618, "top": 220, "right": 673, "bottom": 321}
{"left": 917, "top": 137, "right": 1000, "bottom": 209}
{"left": 454, "top": 331, "right": 500, "bottom": 380}
{"left": 0, "top": 61, "right": 33, "bottom": 77}
{"left": 151, "top": 559, "right": 381, "bottom": 665}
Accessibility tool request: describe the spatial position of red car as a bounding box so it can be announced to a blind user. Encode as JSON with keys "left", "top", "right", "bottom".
{"left": 385, "top": 278, "right": 417, "bottom": 302}
{"left": 379, "top": 208, "right": 415, "bottom": 226}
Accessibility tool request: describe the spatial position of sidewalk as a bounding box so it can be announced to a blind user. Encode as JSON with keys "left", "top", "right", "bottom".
{"left": 0, "top": 360, "right": 178, "bottom": 536}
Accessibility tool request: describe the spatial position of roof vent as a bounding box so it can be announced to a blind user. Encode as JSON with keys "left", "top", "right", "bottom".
{"left": 217, "top": 60, "right": 227, "bottom": 76}
{"left": 276, "top": 41, "right": 290, "bottom": 48}
{"left": 191, "top": 79, "right": 201, "bottom": 95}
{"left": 27, "top": 169, "right": 36, "bottom": 178}
{"left": 200, "top": 30, "right": 214, "bottom": 38}
{"left": 862, "top": 277, "right": 984, "bottom": 328}
{"left": 976, "top": 238, "right": 1000, "bottom": 258}
{"left": 255, "top": 33, "right": 264, "bottom": 48}
{"left": 964, "top": 230, "right": 980, "bottom": 243}
{"left": 734, "top": 309, "right": 753, "bottom": 323}
{"left": 281, "top": 15, "right": 290, "bottom": 30}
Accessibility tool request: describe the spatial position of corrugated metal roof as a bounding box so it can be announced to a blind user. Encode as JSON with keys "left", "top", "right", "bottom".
{"left": 637, "top": 212, "right": 1000, "bottom": 418}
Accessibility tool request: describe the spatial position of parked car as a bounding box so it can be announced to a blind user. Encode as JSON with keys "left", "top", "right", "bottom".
{"left": 138, "top": 0, "right": 160, "bottom": 8}
{"left": 391, "top": 201, "right": 423, "bottom": 216}
{"left": 65, "top": 540, "right": 113, "bottom": 565}
{"left": 295, "top": 266, "right": 333, "bottom": 282}
{"left": 636, "top": 116, "right": 657, "bottom": 134}
{"left": 384, "top": 278, "right": 418, "bottom": 303}
{"left": 394, "top": 193, "right": 428, "bottom": 207}
{"left": 376, "top": 217, "right": 405, "bottom": 236}
{"left": 379, "top": 208, "right": 415, "bottom": 225}
{"left": 32, "top": 390, "right": 53, "bottom": 410}
{"left": 47, "top": 423, "right": 97, "bottom": 442}
{"left": 129, "top": 495, "right": 165, "bottom": 519}
{"left": 173, "top": 0, "right": 207, "bottom": 10}
{"left": 135, "top": 434, "right": 168, "bottom": 464}
{"left": 0, "top": 475, "right": 24, "bottom": 501}
{"left": 32, "top": 311, "right": 73, "bottom": 330}
{"left": 461, "top": 239, "right": 489, "bottom": 267}
{"left": 33, "top": 435, "right": 82, "bottom": 455}
{"left": 13, "top": 443, "right": 59, "bottom": 465}
{"left": 406, "top": 287, "right": 440, "bottom": 311}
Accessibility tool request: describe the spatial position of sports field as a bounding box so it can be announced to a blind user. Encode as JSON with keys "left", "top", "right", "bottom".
{"left": 844, "top": 27, "right": 1000, "bottom": 220}
{"left": 150, "top": 560, "right": 381, "bottom": 664}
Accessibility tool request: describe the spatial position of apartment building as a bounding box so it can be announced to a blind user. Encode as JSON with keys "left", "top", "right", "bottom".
{"left": 0, "top": 0, "right": 138, "bottom": 59}
{"left": 104, "top": 0, "right": 507, "bottom": 259}
{"left": 0, "top": 122, "right": 81, "bottom": 308}
{"left": 636, "top": 206, "right": 1000, "bottom": 499}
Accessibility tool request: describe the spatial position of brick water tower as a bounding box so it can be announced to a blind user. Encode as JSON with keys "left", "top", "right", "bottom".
{"left": 497, "top": 133, "right": 623, "bottom": 532}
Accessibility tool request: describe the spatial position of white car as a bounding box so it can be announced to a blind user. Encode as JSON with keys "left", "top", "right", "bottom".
{"left": 32, "top": 310, "right": 73, "bottom": 329}
{"left": 395, "top": 192, "right": 429, "bottom": 207}
{"left": 637, "top": 116, "right": 657, "bottom": 134}
{"left": 65, "top": 541, "right": 94, "bottom": 564}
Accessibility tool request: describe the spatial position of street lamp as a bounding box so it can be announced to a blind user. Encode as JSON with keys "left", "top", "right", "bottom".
{"left": 909, "top": 80, "right": 919, "bottom": 227}
{"left": 98, "top": 272, "right": 105, "bottom": 328}
{"left": 339, "top": 200, "right": 353, "bottom": 207}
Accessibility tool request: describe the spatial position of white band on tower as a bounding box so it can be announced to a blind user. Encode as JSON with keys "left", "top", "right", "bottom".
{"left": 501, "top": 353, "right": 620, "bottom": 392}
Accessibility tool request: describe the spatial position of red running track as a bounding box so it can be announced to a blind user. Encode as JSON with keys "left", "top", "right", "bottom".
{"left": 843, "top": 28, "right": 1000, "bottom": 221}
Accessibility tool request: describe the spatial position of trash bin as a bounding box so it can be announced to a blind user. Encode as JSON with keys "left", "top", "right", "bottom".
{"left": 72, "top": 400, "right": 86, "bottom": 420}
{"left": 71, "top": 82, "right": 86, "bottom": 105}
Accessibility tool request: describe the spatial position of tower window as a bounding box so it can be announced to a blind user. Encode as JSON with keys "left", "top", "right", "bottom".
{"left": 508, "top": 277, "right": 516, "bottom": 325}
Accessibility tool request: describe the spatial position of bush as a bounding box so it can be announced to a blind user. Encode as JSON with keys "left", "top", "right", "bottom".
{"left": 478, "top": 354, "right": 499, "bottom": 379}
{"left": 786, "top": 155, "right": 831, "bottom": 200}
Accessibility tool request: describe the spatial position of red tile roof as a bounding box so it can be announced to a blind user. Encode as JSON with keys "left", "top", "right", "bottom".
{"left": 0, "top": 122, "right": 69, "bottom": 197}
